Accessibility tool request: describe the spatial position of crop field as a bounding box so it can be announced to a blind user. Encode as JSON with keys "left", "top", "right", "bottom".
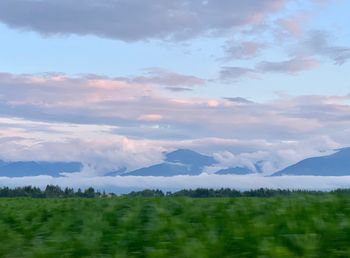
{"left": 1, "top": 194, "right": 350, "bottom": 257}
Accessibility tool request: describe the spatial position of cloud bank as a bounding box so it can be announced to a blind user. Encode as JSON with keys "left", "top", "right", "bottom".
{"left": 0, "top": 0, "right": 288, "bottom": 41}
{"left": 1, "top": 174, "right": 350, "bottom": 194}
{"left": 1, "top": 71, "right": 349, "bottom": 175}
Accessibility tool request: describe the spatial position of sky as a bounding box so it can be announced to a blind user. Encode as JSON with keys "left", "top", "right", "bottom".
{"left": 1, "top": 0, "right": 350, "bottom": 177}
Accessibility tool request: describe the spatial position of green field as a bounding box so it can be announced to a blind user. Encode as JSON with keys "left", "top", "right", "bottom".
{"left": 1, "top": 195, "right": 350, "bottom": 257}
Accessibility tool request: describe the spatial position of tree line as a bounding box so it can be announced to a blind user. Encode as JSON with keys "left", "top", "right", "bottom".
{"left": 126, "top": 188, "right": 328, "bottom": 198}
{"left": 0, "top": 185, "right": 107, "bottom": 198}
{"left": 1, "top": 185, "right": 349, "bottom": 198}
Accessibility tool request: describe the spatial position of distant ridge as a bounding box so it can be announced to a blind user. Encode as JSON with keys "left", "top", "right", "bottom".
{"left": 122, "top": 149, "right": 216, "bottom": 177}
{"left": 122, "top": 149, "right": 257, "bottom": 176}
{"left": 0, "top": 161, "right": 83, "bottom": 177}
{"left": 216, "top": 167, "right": 255, "bottom": 175}
{"left": 4, "top": 147, "right": 349, "bottom": 178}
{"left": 272, "top": 148, "right": 350, "bottom": 176}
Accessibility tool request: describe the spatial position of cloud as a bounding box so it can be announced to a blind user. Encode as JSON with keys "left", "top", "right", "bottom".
{"left": 223, "top": 97, "right": 254, "bottom": 104}
{"left": 0, "top": 71, "right": 206, "bottom": 127}
{"left": 165, "top": 87, "right": 193, "bottom": 92}
{"left": 223, "top": 40, "right": 266, "bottom": 60}
{"left": 220, "top": 67, "right": 259, "bottom": 80}
{"left": 275, "top": 13, "right": 310, "bottom": 39}
{"left": 132, "top": 68, "right": 205, "bottom": 87}
{"left": 2, "top": 71, "right": 350, "bottom": 175}
{"left": 220, "top": 56, "right": 319, "bottom": 80}
{"left": 278, "top": 18, "right": 303, "bottom": 38}
{"left": 211, "top": 136, "right": 338, "bottom": 174}
{"left": 0, "top": 110, "right": 343, "bottom": 176}
{"left": 228, "top": 30, "right": 350, "bottom": 80}
{"left": 0, "top": 122, "right": 166, "bottom": 175}
{"left": 256, "top": 56, "right": 319, "bottom": 74}
{"left": 2, "top": 72, "right": 350, "bottom": 144}
{"left": 138, "top": 114, "right": 163, "bottom": 122}
{"left": 301, "top": 30, "right": 350, "bottom": 65}
{"left": 0, "top": 0, "right": 289, "bottom": 41}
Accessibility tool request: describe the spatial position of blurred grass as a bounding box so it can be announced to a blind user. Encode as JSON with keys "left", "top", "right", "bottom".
{"left": 1, "top": 195, "right": 350, "bottom": 257}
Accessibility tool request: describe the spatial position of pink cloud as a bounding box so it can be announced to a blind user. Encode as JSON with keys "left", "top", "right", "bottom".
{"left": 277, "top": 16, "right": 306, "bottom": 38}
{"left": 138, "top": 114, "right": 163, "bottom": 122}
{"left": 2, "top": 71, "right": 350, "bottom": 173}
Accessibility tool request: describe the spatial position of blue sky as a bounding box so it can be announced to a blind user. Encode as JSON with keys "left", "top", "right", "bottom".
{"left": 0, "top": 0, "right": 350, "bottom": 176}
{"left": 1, "top": 0, "right": 349, "bottom": 101}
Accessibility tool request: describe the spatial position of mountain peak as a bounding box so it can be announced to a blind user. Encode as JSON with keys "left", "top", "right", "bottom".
{"left": 122, "top": 149, "right": 217, "bottom": 177}
{"left": 165, "top": 149, "right": 216, "bottom": 167}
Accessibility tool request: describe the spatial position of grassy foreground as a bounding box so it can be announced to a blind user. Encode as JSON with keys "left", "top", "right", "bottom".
{"left": 1, "top": 195, "right": 350, "bottom": 257}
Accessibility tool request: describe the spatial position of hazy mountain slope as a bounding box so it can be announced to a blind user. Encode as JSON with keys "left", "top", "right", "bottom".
{"left": 122, "top": 149, "right": 217, "bottom": 176}
{"left": 0, "top": 161, "right": 83, "bottom": 177}
{"left": 122, "top": 163, "right": 193, "bottom": 177}
{"left": 272, "top": 148, "right": 350, "bottom": 176}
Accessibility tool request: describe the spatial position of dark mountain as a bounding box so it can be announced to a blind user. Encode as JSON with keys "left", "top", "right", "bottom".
{"left": 0, "top": 161, "right": 83, "bottom": 177}
{"left": 272, "top": 148, "right": 350, "bottom": 176}
{"left": 122, "top": 149, "right": 217, "bottom": 177}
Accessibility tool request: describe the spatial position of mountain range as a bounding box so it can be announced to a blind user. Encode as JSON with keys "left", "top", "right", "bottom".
{"left": 1, "top": 148, "right": 350, "bottom": 177}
